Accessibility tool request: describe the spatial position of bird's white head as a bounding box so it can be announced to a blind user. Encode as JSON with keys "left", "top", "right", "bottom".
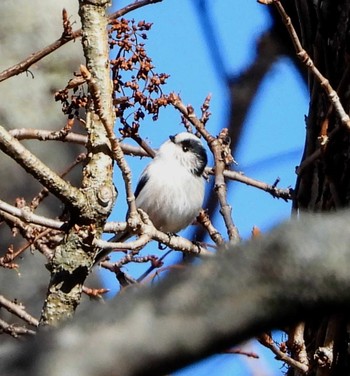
{"left": 157, "top": 132, "right": 207, "bottom": 177}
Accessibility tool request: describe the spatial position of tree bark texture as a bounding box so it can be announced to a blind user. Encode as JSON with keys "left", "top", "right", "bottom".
{"left": 39, "top": 0, "right": 116, "bottom": 326}
{"left": 292, "top": 0, "right": 350, "bottom": 375}
{"left": 295, "top": 0, "right": 350, "bottom": 211}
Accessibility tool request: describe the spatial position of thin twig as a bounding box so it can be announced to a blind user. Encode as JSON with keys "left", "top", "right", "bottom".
{"left": 0, "top": 0, "right": 163, "bottom": 83}
{"left": 9, "top": 128, "right": 150, "bottom": 157}
{"left": 0, "top": 125, "right": 86, "bottom": 211}
{"left": 294, "top": 62, "right": 350, "bottom": 176}
{"left": 100, "top": 253, "right": 165, "bottom": 286}
{"left": 130, "top": 135, "right": 156, "bottom": 158}
{"left": 211, "top": 128, "right": 240, "bottom": 242}
{"left": 0, "top": 295, "right": 39, "bottom": 327}
{"left": 170, "top": 93, "right": 240, "bottom": 243}
{"left": 259, "top": 333, "right": 309, "bottom": 374}
{"left": 136, "top": 250, "right": 172, "bottom": 282}
{"left": 258, "top": 0, "right": 350, "bottom": 131}
{"left": 223, "top": 348, "right": 259, "bottom": 358}
{"left": 216, "top": 169, "right": 293, "bottom": 201}
{"left": 97, "top": 211, "right": 212, "bottom": 256}
{"left": 127, "top": 131, "right": 157, "bottom": 158}
{"left": 0, "top": 199, "right": 65, "bottom": 229}
{"left": 100, "top": 263, "right": 139, "bottom": 288}
{"left": 9, "top": 128, "right": 87, "bottom": 144}
{"left": 196, "top": 209, "right": 224, "bottom": 246}
{"left": 0, "top": 318, "right": 36, "bottom": 338}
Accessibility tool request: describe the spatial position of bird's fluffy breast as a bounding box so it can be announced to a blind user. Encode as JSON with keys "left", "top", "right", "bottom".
{"left": 135, "top": 158, "right": 204, "bottom": 233}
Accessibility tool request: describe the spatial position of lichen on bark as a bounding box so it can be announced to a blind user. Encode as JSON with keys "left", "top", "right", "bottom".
{"left": 40, "top": 0, "right": 116, "bottom": 326}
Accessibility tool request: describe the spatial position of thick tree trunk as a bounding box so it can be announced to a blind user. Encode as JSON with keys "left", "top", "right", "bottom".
{"left": 39, "top": 0, "right": 116, "bottom": 325}
{"left": 292, "top": 0, "right": 350, "bottom": 375}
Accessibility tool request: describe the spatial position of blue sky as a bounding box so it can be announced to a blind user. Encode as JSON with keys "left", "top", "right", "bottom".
{"left": 102, "top": 1, "right": 309, "bottom": 375}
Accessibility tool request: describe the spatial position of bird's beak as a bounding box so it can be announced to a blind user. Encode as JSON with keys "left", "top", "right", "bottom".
{"left": 169, "top": 135, "right": 176, "bottom": 143}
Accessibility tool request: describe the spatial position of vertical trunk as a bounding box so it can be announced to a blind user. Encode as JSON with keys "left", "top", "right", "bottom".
{"left": 40, "top": 0, "right": 116, "bottom": 326}
{"left": 292, "top": 0, "right": 350, "bottom": 374}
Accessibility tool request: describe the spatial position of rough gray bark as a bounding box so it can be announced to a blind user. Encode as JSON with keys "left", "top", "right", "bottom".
{"left": 39, "top": 0, "right": 116, "bottom": 325}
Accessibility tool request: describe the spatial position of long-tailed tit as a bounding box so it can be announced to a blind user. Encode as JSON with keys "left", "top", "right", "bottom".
{"left": 110, "top": 132, "right": 207, "bottom": 244}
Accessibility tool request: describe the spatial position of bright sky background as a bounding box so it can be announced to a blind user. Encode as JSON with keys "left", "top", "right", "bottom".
{"left": 102, "top": 1, "right": 309, "bottom": 375}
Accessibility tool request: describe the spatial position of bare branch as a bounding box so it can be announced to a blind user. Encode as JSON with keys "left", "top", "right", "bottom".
{"left": 0, "top": 0, "right": 163, "bottom": 83}
{"left": 259, "top": 333, "right": 309, "bottom": 374}
{"left": 9, "top": 126, "right": 291, "bottom": 203}
{"left": 259, "top": 0, "right": 350, "bottom": 132}
{"left": 9, "top": 128, "right": 151, "bottom": 158}
{"left": 97, "top": 211, "right": 212, "bottom": 257}
{"left": 9, "top": 128, "right": 87, "bottom": 144}
{"left": 0, "top": 125, "right": 86, "bottom": 211}
{"left": 0, "top": 295, "right": 39, "bottom": 327}
{"left": 170, "top": 93, "right": 240, "bottom": 243}
{"left": 0, "top": 318, "right": 36, "bottom": 338}
{"left": 197, "top": 209, "right": 224, "bottom": 246}
{"left": 103, "top": 221, "right": 128, "bottom": 234}
{"left": 287, "top": 322, "right": 309, "bottom": 374}
{"left": 0, "top": 199, "right": 64, "bottom": 230}
{"left": 215, "top": 169, "right": 293, "bottom": 201}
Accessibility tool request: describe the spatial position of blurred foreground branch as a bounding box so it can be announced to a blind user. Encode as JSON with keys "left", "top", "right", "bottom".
{"left": 3, "top": 211, "right": 350, "bottom": 375}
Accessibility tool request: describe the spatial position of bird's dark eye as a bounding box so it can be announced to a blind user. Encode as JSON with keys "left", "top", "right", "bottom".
{"left": 181, "top": 140, "right": 192, "bottom": 152}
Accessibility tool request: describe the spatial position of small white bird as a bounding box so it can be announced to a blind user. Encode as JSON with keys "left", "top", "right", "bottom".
{"left": 110, "top": 132, "right": 207, "bottom": 243}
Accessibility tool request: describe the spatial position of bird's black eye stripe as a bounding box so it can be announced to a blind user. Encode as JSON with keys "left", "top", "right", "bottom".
{"left": 181, "top": 140, "right": 192, "bottom": 152}
{"left": 180, "top": 139, "right": 208, "bottom": 176}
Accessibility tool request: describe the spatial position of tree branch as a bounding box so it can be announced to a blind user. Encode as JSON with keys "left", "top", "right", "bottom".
{"left": 170, "top": 93, "right": 240, "bottom": 243}
{"left": 8, "top": 127, "right": 292, "bottom": 201}
{"left": 0, "top": 199, "right": 65, "bottom": 230}
{"left": 0, "top": 295, "right": 39, "bottom": 327}
{"left": 5, "top": 211, "right": 350, "bottom": 375}
{"left": 259, "top": 0, "right": 350, "bottom": 132}
{"left": 0, "top": 125, "right": 86, "bottom": 211}
{"left": 0, "top": 0, "right": 163, "bottom": 83}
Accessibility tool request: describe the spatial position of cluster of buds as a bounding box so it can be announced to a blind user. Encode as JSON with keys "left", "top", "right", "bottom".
{"left": 54, "top": 18, "right": 172, "bottom": 132}
{"left": 109, "top": 18, "right": 171, "bottom": 129}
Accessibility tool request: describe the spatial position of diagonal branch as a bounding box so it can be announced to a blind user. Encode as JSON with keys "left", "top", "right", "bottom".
{"left": 0, "top": 199, "right": 65, "bottom": 229}
{"left": 0, "top": 0, "right": 162, "bottom": 83}
{"left": 170, "top": 93, "right": 240, "bottom": 243}
{"left": 0, "top": 125, "right": 86, "bottom": 210}
{"left": 0, "top": 295, "right": 39, "bottom": 327}
{"left": 259, "top": 0, "right": 350, "bottom": 132}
